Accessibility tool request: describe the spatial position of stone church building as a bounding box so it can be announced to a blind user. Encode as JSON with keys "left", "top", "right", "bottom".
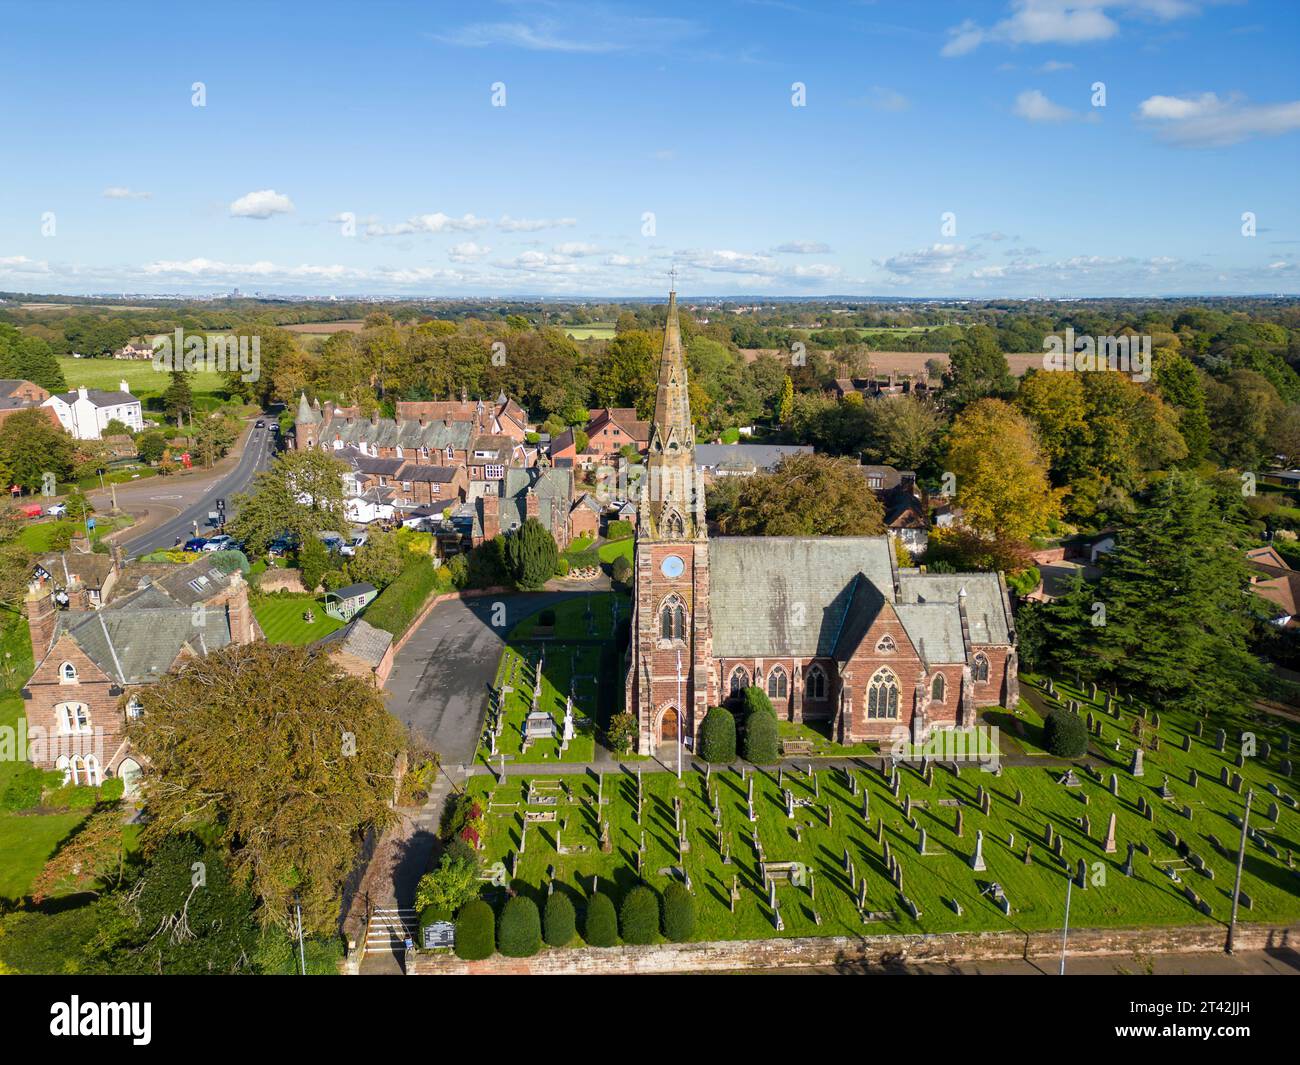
{"left": 625, "top": 292, "right": 1019, "bottom": 755}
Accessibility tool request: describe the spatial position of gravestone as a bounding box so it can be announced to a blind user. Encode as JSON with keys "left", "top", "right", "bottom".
{"left": 1122, "top": 842, "right": 1134, "bottom": 877}
{"left": 1109, "top": 773, "right": 1120, "bottom": 798}
{"left": 1214, "top": 729, "right": 1226, "bottom": 752}
{"left": 1130, "top": 748, "right": 1144, "bottom": 778}
{"left": 1076, "top": 857, "right": 1088, "bottom": 889}
{"left": 970, "top": 829, "right": 987, "bottom": 872}
{"left": 1104, "top": 812, "right": 1117, "bottom": 854}
{"left": 1189, "top": 768, "right": 1198, "bottom": 788}
{"left": 1023, "top": 843, "right": 1033, "bottom": 865}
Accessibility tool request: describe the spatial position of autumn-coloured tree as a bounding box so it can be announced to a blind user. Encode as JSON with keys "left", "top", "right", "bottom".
{"left": 945, "top": 399, "right": 1062, "bottom": 543}
{"left": 30, "top": 806, "right": 130, "bottom": 903}
{"left": 714, "top": 453, "right": 885, "bottom": 537}
{"left": 129, "top": 642, "right": 405, "bottom": 934}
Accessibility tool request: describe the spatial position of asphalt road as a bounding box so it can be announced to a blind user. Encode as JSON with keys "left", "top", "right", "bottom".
{"left": 383, "top": 590, "right": 582, "bottom": 766}
{"left": 114, "top": 421, "right": 278, "bottom": 558}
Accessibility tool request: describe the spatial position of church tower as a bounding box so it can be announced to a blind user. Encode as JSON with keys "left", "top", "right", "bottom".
{"left": 626, "top": 290, "right": 714, "bottom": 755}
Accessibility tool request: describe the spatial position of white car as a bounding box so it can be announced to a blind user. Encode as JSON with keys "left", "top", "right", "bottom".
{"left": 339, "top": 534, "right": 367, "bottom": 557}
{"left": 45, "top": 503, "right": 68, "bottom": 518}
{"left": 202, "top": 535, "right": 232, "bottom": 552}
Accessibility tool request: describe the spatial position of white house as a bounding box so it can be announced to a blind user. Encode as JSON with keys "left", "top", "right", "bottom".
{"left": 43, "top": 382, "right": 143, "bottom": 440}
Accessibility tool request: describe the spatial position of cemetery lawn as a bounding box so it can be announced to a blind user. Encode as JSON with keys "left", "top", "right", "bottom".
{"left": 597, "top": 538, "right": 634, "bottom": 566}
{"left": 509, "top": 592, "right": 624, "bottom": 641}
{"left": 464, "top": 678, "right": 1300, "bottom": 943}
{"left": 778, "top": 720, "right": 878, "bottom": 759}
{"left": 479, "top": 644, "right": 599, "bottom": 766}
{"left": 252, "top": 594, "right": 345, "bottom": 645}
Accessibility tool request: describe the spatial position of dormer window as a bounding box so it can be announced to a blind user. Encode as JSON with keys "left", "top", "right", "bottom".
{"left": 59, "top": 662, "right": 78, "bottom": 683}
{"left": 126, "top": 697, "right": 145, "bottom": 720}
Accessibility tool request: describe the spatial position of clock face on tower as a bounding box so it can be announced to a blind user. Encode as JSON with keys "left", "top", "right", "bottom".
{"left": 660, "top": 554, "right": 685, "bottom": 579}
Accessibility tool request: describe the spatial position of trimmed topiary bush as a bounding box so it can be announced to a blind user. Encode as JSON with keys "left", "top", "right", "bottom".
{"left": 743, "top": 706, "right": 780, "bottom": 765}
{"left": 584, "top": 891, "right": 618, "bottom": 947}
{"left": 699, "top": 706, "right": 737, "bottom": 763}
{"left": 661, "top": 882, "right": 696, "bottom": 942}
{"left": 543, "top": 893, "right": 576, "bottom": 948}
{"left": 497, "top": 896, "right": 542, "bottom": 957}
{"left": 1043, "top": 707, "right": 1088, "bottom": 758}
{"left": 454, "top": 899, "right": 495, "bottom": 960}
{"left": 619, "top": 886, "right": 660, "bottom": 945}
{"left": 741, "top": 685, "right": 775, "bottom": 719}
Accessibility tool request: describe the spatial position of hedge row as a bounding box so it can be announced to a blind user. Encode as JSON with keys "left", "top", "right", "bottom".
{"left": 451, "top": 885, "right": 697, "bottom": 959}
{"left": 364, "top": 557, "right": 447, "bottom": 638}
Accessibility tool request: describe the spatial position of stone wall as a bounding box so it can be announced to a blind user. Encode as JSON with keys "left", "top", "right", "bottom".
{"left": 256, "top": 568, "right": 308, "bottom": 594}
{"left": 408, "top": 923, "right": 1297, "bottom": 976}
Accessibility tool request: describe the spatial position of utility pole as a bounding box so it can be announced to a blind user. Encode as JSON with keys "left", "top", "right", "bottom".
{"left": 1059, "top": 870, "right": 1073, "bottom": 976}
{"left": 675, "top": 647, "right": 683, "bottom": 781}
{"left": 294, "top": 893, "right": 307, "bottom": 975}
{"left": 1227, "top": 789, "right": 1253, "bottom": 955}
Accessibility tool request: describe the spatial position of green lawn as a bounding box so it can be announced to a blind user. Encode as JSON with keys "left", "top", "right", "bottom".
{"left": 252, "top": 594, "right": 345, "bottom": 645}
{"left": 18, "top": 514, "right": 134, "bottom": 554}
{"left": 564, "top": 324, "right": 616, "bottom": 341}
{"left": 509, "top": 593, "right": 626, "bottom": 641}
{"left": 597, "top": 538, "right": 633, "bottom": 565}
{"left": 463, "top": 675, "right": 1300, "bottom": 945}
{"left": 0, "top": 814, "right": 88, "bottom": 902}
{"left": 57, "top": 357, "right": 226, "bottom": 402}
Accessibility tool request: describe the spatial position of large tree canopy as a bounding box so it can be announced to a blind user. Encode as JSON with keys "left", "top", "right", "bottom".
{"left": 130, "top": 642, "right": 405, "bottom": 933}
{"left": 711, "top": 452, "right": 885, "bottom": 537}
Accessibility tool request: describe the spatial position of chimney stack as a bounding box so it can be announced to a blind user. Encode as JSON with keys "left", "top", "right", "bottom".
{"left": 26, "top": 587, "right": 57, "bottom": 664}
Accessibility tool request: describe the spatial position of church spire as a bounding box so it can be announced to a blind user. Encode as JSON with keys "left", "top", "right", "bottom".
{"left": 649, "top": 289, "right": 693, "bottom": 455}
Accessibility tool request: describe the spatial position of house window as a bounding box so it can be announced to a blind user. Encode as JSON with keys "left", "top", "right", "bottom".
{"left": 805, "top": 664, "right": 827, "bottom": 700}
{"left": 973, "top": 653, "right": 989, "bottom": 683}
{"left": 867, "top": 668, "right": 900, "bottom": 719}
{"left": 446, "top": 447, "right": 454, "bottom": 461}
{"left": 729, "top": 667, "right": 750, "bottom": 696}
{"left": 58, "top": 702, "right": 91, "bottom": 734}
{"left": 403, "top": 481, "right": 412, "bottom": 492}
{"left": 486, "top": 464, "right": 504, "bottom": 479}
{"left": 59, "top": 662, "right": 78, "bottom": 682}
{"left": 931, "top": 674, "right": 945, "bottom": 702}
{"left": 876, "top": 634, "right": 897, "bottom": 653}
{"left": 126, "top": 697, "right": 144, "bottom": 721}
{"left": 767, "top": 666, "right": 788, "bottom": 700}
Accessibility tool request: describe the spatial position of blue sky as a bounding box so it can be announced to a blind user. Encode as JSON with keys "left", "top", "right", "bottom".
{"left": 1, "top": 0, "right": 1298, "bottom": 297}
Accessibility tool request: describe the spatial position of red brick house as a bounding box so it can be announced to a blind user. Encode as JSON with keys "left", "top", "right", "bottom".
{"left": 585, "top": 407, "right": 650, "bottom": 460}
{"left": 625, "top": 292, "right": 1018, "bottom": 755}
{"left": 21, "top": 556, "right": 258, "bottom": 794}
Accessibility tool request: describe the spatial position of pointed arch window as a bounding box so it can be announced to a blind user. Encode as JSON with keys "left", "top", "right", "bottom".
{"left": 729, "top": 667, "right": 750, "bottom": 696}
{"left": 767, "top": 666, "right": 788, "bottom": 700}
{"left": 659, "top": 595, "right": 687, "bottom": 641}
{"left": 58, "top": 702, "right": 90, "bottom": 734}
{"left": 931, "top": 674, "right": 945, "bottom": 703}
{"left": 867, "top": 668, "right": 900, "bottom": 720}
{"left": 805, "top": 664, "right": 827, "bottom": 701}
{"left": 973, "top": 653, "right": 990, "bottom": 683}
{"left": 59, "top": 661, "right": 78, "bottom": 683}
{"left": 663, "top": 509, "right": 685, "bottom": 539}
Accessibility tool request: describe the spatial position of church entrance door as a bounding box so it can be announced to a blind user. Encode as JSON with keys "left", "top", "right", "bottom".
{"left": 660, "top": 707, "right": 678, "bottom": 742}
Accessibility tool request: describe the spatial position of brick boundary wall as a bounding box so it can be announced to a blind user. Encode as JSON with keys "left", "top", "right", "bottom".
{"left": 407, "top": 923, "right": 1297, "bottom": 975}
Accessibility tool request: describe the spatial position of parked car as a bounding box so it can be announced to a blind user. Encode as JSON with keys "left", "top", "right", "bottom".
{"left": 45, "top": 503, "right": 67, "bottom": 518}
{"left": 202, "top": 535, "right": 232, "bottom": 552}
{"left": 22, "top": 503, "right": 43, "bottom": 519}
{"left": 255, "top": 420, "right": 265, "bottom": 428}
{"left": 340, "top": 534, "right": 368, "bottom": 557}
{"left": 183, "top": 537, "right": 208, "bottom": 552}
{"left": 267, "top": 535, "right": 298, "bottom": 557}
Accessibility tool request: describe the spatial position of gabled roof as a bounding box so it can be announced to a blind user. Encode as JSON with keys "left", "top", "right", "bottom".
{"left": 897, "top": 571, "right": 1011, "bottom": 646}
{"left": 313, "top": 617, "right": 393, "bottom": 667}
{"left": 54, "top": 605, "right": 231, "bottom": 685}
{"left": 49, "top": 388, "right": 140, "bottom": 408}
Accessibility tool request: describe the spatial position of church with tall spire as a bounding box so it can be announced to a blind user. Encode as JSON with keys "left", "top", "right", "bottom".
{"left": 625, "top": 289, "right": 1018, "bottom": 758}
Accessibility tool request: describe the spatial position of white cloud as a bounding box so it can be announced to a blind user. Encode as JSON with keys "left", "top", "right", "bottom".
{"left": 552, "top": 241, "right": 602, "bottom": 256}
{"left": 774, "top": 241, "right": 832, "bottom": 254}
{"left": 1013, "top": 89, "right": 1097, "bottom": 123}
{"left": 448, "top": 241, "right": 491, "bottom": 262}
{"left": 102, "top": 186, "right": 151, "bottom": 200}
{"left": 878, "top": 244, "right": 978, "bottom": 277}
{"left": 1038, "top": 59, "right": 1075, "bottom": 72}
{"left": 429, "top": 8, "right": 700, "bottom": 55}
{"left": 1136, "top": 92, "right": 1300, "bottom": 146}
{"left": 942, "top": 1, "right": 1203, "bottom": 57}
{"left": 497, "top": 214, "right": 578, "bottom": 232}
{"left": 229, "top": 189, "right": 294, "bottom": 219}
{"left": 365, "top": 212, "right": 491, "bottom": 236}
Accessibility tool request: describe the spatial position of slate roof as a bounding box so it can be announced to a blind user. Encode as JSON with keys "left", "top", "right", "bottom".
{"left": 707, "top": 537, "right": 895, "bottom": 657}
{"left": 399, "top": 464, "right": 459, "bottom": 483}
{"left": 55, "top": 605, "right": 230, "bottom": 685}
{"left": 329, "top": 582, "right": 376, "bottom": 600}
{"left": 897, "top": 570, "right": 1011, "bottom": 646}
{"left": 50, "top": 388, "right": 140, "bottom": 408}
{"left": 707, "top": 536, "right": 1011, "bottom": 661}
{"left": 313, "top": 616, "right": 392, "bottom": 666}
{"left": 695, "top": 443, "right": 813, "bottom": 474}
{"left": 39, "top": 551, "right": 114, "bottom": 590}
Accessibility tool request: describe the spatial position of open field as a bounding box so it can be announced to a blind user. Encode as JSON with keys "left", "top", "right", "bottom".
{"left": 57, "top": 357, "right": 227, "bottom": 401}
{"left": 565, "top": 324, "right": 616, "bottom": 340}
{"left": 737, "top": 349, "right": 1043, "bottom": 377}
{"left": 462, "top": 674, "right": 1300, "bottom": 945}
